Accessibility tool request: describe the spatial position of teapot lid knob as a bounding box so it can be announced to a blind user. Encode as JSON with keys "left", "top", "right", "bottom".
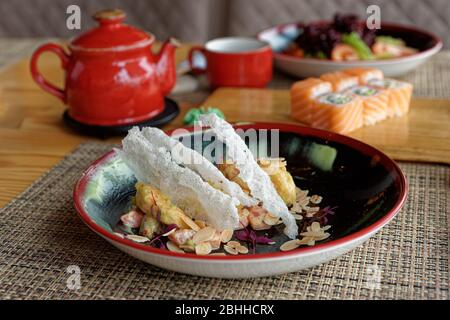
{"left": 71, "top": 9, "right": 152, "bottom": 51}
{"left": 93, "top": 9, "right": 126, "bottom": 25}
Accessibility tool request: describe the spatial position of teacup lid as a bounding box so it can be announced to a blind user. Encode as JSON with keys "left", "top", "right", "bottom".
{"left": 70, "top": 9, "right": 154, "bottom": 51}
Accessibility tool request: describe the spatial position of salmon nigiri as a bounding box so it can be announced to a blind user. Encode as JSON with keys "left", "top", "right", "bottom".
{"left": 344, "top": 85, "right": 389, "bottom": 125}
{"left": 291, "top": 78, "right": 332, "bottom": 124}
{"left": 310, "top": 92, "right": 364, "bottom": 134}
{"left": 342, "top": 67, "right": 383, "bottom": 85}
{"left": 368, "top": 79, "right": 413, "bottom": 117}
{"left": 320, "top": 72, "right": 359, "bottom": 92}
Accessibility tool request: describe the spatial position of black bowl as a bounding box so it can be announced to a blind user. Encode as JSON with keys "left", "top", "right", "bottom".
{"left": 74, "top": 123, "right": 407, "bottom": 260}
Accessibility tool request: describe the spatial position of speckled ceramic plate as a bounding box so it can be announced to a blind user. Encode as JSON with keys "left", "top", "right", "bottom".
{"left": 73, "top": 123, "right": 407, "bottom": 278}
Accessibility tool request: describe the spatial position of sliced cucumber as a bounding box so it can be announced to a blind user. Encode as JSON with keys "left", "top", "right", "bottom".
{"left": 307, "top": 142, "right": 337, "bottom": 172}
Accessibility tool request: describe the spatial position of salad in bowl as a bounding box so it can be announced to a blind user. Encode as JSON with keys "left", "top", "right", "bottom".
{"left": 257, "top": 13, "right": 442, "bottom": 77}
{"left": 285, "top": 13, "right": 418, "bottom": 61}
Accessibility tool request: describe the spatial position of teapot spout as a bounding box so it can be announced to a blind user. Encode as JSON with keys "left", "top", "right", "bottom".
{"left": 155, "top": 38, "right": 180, "bottom": 96}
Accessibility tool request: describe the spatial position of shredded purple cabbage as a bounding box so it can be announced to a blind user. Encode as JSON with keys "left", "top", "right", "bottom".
{"left": 294, "top": 13, "right": 376, "bottom": 58}
{"left": 235, "top": 227, "right": 275, "bottom": 254}
{"left": 148, "top": 223, "right": 178, "bottom": 250}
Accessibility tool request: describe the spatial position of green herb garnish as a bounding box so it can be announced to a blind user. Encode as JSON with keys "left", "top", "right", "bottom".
{"left": 304, "top": 51, "right": 327, "bottom": 59}
{"left": 316, "top": 51, "right": 327, "bottom": 59}
{"left": 342, "top": 32, "right": 374, "bottom": 60}
{"left": 183, "top": 106, "right": 225, "bottom": 125}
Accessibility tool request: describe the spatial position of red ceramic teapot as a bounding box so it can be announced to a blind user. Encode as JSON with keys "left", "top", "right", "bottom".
{"left": 30, "top": 9, "right": 179, "bottom": 126}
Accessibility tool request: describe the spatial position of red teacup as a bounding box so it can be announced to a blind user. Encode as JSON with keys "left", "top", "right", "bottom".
{"left": 188, "top": 37, "right": 273, "bottom": 88}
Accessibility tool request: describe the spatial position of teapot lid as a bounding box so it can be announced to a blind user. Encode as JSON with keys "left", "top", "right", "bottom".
{"left": 70, "top": 9, "right": 154, "bottom": 51}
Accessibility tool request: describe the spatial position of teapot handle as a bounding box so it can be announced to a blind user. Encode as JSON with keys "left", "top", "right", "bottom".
{"left": 30, "top": 43, "right": 70, "bottom": 103}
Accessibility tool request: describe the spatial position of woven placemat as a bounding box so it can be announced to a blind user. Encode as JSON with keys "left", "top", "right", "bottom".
{"left": 0, "top": 142, "right": 448, "bottom": 300}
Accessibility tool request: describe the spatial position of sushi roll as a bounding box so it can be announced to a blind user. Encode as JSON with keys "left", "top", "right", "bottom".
{"left": 344, "top": 85, "right": 389, "bottom": 125}
{"left": 342, "top": 67, "right": 384, "bottom": 85}
{"left": 291, "top": 78, "right": 333, "bottom": 124}
{"left": 310, "top": 92, "right": 364, "bottom": 134}
{"left": 320, "top": 71, "right": 359, "bottom": 92}
{"left": 368, "top": 78, "right": 413, "bottom": 117}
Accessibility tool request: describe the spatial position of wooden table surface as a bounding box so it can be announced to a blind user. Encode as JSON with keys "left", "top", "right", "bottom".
{"left": 1, "top": 44, "right": 449, "bottom": 207}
